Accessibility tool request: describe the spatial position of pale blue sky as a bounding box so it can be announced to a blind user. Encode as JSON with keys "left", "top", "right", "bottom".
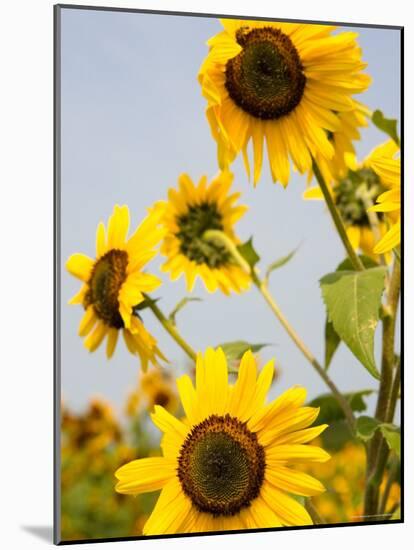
{"left": 60, "top": 8, "right": 401, "bottom": 417}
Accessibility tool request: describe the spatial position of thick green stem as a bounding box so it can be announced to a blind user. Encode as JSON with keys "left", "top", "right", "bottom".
{"left": 312, "top": 159, "right": 364, "bottom": 271}
{"left": 143, "top": 294, "right": 197, "bottom": 363}
{"left": 305, "top": 498, "right": 324, "bottom": 525}
{"left": 363, "top": 260, "right": 400, "bottom": 519}
{"left": 378, "top": 456, "right": 400, "bottom": 517}
{"left": 203, "top": 230, "right": 356, "bottom": 431}
{"left": 386, "top": 357, "right": 401, "bottom": 424}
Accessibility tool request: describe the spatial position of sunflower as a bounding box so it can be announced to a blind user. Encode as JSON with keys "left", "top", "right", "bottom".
{"left": 153, "top": 171, "right": 251, "bottom": 294}
{"left": 115, "top": 348, "right": 329, "bottom": 534}
{"left": 368, "top": 148, "right": 401, "bottom": 254}
{"left": 199, "top": 19, "right": 371, "bottom": 186}
{"left": 140, "top": 368, "right": 179, "bottom": 413}
{"left": 126, "top": 368, "right": 179, "bottom": 417}
{"left": 66, "top": 205, "right": 166, "bottom": 371}
{"left": 303, "top": 140, "right": 400, "bottom": 259}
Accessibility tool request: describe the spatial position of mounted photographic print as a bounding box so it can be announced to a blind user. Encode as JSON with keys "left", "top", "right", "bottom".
{"left": 54, "top": 4, "right": 403, "bottom": 544}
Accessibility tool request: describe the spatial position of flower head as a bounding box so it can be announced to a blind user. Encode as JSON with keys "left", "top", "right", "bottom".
{"left": 199, "top": 20, "right": 371, "bottom": 186}
{"left": 126, "top": 368, "right": 179, "bottom": 417}
{"left": 304, "top": 140, "right": 400, "bottom": 259}
{"left": 154, "top": 171, "right": 251, "bottom": 294}
{"left": 66, "top": 205, "right": 166, "bottom": 371}
{"left": 115, "top": 348, "right": 329, "bottom": 534}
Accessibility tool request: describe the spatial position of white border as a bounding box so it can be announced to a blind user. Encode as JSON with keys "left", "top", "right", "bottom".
{"left": 0, "top": 1, "right": 411, "bottom": 548}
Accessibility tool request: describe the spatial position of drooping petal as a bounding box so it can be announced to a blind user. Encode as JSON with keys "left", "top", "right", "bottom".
{"left": 78, "top": 306, "right": 97, "bottom": 337}
{"left": 106, "top": 328, "right": 119, "bottom": 359}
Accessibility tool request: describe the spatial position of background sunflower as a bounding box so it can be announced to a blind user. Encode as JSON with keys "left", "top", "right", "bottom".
{"left": 303, "top": 140, "right": 400, "bottom": 259}
{"left": 154, "top": 171, "right": 251, "bottom": 294}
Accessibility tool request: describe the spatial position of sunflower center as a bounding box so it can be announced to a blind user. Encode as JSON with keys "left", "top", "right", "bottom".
{"left": 225, "top": 27, "right": 306, "bottom": 120}
{"left": 335, "top": 168, "right": 385, "bottom": 226}
{"left": 178, "top": 414, "right": 265, "bottom": 516}
{"left": 84, "top": 249, "right": 128, "bottom": 329}
{"left": 176, "top": 202, "right": 231, "bottom": 268}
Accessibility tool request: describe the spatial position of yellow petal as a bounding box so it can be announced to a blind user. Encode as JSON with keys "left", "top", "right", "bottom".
{"left": 303, "top": 186, "right": 324, "bottom": 200}
{"left": 266, "top": 465, "right": 325, "bottom": 496}
{"left": 78, "top": 306, "right": 97, "bottom": 337}
{"left": 346, "top": 225, "right": 361, "bottom": 250}
{"left": 68, "top": 284, "right": 87, "bottom": 305}
{"left": 66, "top": 253, "right": 94, "bottom": 281}
{"left": 259, "top": 407, "right": 321, "bottom": 447}
{"left": 107, "top": 205, "right": 130, "bottom": 249}
{"left": 274, "top": 423, "right": 328, "bottom": 445}
{"left": 266, "top": 444, "right": 331, "bottom": 464}
{"left": 260, "top": 482, "right": 313, "bottom": 526}
{"left": 96, "top": 221, "right": 106, "bottom": 257}
{"left": 199, "top": 347, "right": 229, "bottom": 416}
{"left": 83, "top": 321, "right": 107, "bottom": 352}
{"left": 228, "top": 349, "right": 257, "bottom": 421}
{"left": 241, "top": 496, "right": 282, "bottom": 528}
{"left": 176, "top": 374, "right": 199, "bottom": 424}
{"left": 115, "top": 457, "right": 176, "bottom": 494}
{"left": 374, "top": 220, "right": 400, "bottom": 254}
{"left": 143, "top": 479, "right": 192, "bottom": 535}
{"left": 266, "top": 121, "right": 290, "bottom": 186}
{"left": 106, "top": 328, "right": 119, "bottom": 359}
{"left": 251, "top": 360, "right": 275, "bottom": 411}
{"left": 248, "top": 386, "right": 307, "bottom": 433}
{"left": 151, "top": 405, "right": 188, "bottom": 440}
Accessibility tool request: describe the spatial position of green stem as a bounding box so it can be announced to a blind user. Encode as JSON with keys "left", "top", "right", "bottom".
{"left": 386, "top": 356, "right": 401, "bottom": 424}
{"left": 203, "top": 230, "right": 356, "bottom": 432}
{"left": 312, "top": 159, "right": 364, "bottom": 271}
{"left": 378, "top": 456, "right": 400, "bottom": 517}
{"left": 363, "top": 260, "right": 400, "bottom": 518}
{"left": 305, "top": 498, "right": 324, "bottom": 525}
{"left": 143, "top": 294, "right": 197, "bottom": 363}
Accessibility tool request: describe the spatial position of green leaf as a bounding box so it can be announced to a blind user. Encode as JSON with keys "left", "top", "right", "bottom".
{"left": 372, "top": 109, "right": 400, "bottom": 146}
{"left": 336, "top": 255, "right": 379, "bottom": 272}
{"left": 322, "top": 256, "right": 378, "bottom": 370}
{"left": 355, "top": 416, "right": 401, "bottom": 457}
{"left": 265, "top": 246, "right": 299, "bottom": 282}
{"left": 356, "top": 415, "right": 381, "bottom": 441}
{"left": 320, "top": 266, "right": 386, "bottom": 379}
{"left": 237, "top": 237, "right": 260, "bottom": 269}
{"left": 380, "top": 424, "right": 401, "bottom": 458}
{"left": 321, "top": 420, "right": 354, "bottom": 452}
{"left": 309, "top": 390, "right": 373, "bottom": 424}
{"left": 168, "top": 296, "right": 202, "bottom": 325}
{"left": 325, "top": 320, "right": 341, "bottom": 370}
{"left": 218, "top": 340, "right": 270, "bottom": 363}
